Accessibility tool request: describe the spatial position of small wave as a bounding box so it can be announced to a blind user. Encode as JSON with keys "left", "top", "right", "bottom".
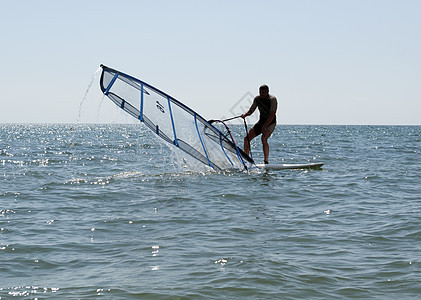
{"left": 1, "top": 286, "right": 60, "bottom": 298}
{"left": 112, "top": 171, "right": 144, "bottom": 178}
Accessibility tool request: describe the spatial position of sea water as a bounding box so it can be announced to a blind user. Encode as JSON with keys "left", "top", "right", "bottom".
{"left": 1, "top": 124, "right": 420, "bottom": 299}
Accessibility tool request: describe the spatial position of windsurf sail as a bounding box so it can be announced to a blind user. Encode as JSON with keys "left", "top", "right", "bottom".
{"left": 99, "top": 64, "right": 254, "bottom": 171}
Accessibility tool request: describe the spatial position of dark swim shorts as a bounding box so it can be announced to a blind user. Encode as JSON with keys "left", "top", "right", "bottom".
{"left": 252, "top": 121, "right": 276, "bottom": 136}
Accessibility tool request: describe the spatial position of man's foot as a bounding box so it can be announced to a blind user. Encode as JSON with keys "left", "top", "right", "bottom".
{"left": 264, "top": 160, "right": 269, "bottom": 164}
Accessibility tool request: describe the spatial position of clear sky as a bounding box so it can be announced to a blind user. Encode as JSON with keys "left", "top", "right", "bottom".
{"left": 1, "top": 0, "right": 420, "bottom": 125}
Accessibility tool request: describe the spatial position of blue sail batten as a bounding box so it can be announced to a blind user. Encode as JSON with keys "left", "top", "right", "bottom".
{"left": 104, "top": 73, "right": 119, "bottom": 94}
{"left": 194, "top": 114, "right": 212, "bottom": 168}
{"left": 168, "top": 96, "right": 178, "bottom": 146}
{"left": 139, "top": 82, "right": 144, "bottom": 121}
{"left": 235, "top": 147, "right": 247, "bottom": 169}
{"left": 219, "top": 134, "right": 235, "bottom": 169}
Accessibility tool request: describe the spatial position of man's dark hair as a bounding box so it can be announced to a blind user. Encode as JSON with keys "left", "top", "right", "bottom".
{"left": 259, "top": 84, "right": 269, "bottom": 91}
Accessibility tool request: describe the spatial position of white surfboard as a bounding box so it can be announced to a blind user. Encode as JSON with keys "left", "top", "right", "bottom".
{"left": 255, "top": 162, "right": 324, "bottom": 170}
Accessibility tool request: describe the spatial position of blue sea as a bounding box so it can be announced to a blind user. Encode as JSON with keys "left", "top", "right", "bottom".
{"left": 1, "top": 124, "right": 420, "bottom": 299}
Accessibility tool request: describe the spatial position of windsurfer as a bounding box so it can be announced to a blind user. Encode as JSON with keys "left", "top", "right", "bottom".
{"left": 241, "top": 84, "right": 277, "bottom": 164}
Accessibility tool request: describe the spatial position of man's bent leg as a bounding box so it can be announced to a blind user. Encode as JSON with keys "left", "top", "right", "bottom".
{"left": 244, "top": 129, "right": 257, "bottom": 155}
{"left": 261, "top": 124, "right": 276, "bottom": 163}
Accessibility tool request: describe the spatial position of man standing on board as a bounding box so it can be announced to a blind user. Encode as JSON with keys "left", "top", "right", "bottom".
{"left": 241, "top": 84, "right": 277, "bottom": 164}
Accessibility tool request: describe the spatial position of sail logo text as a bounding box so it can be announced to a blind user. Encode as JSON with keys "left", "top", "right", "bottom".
{"left": 156, "top": 101, "right": 165, "bottom": 113}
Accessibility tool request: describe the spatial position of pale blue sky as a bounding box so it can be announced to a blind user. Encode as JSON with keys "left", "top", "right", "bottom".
{"left": 1, "top": 0, "right": 420, "bottom": 125}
